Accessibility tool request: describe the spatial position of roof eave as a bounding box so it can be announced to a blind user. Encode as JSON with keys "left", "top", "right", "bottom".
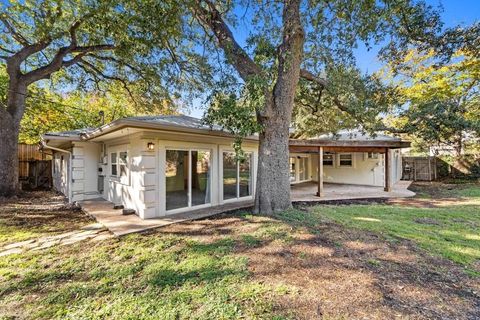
{"left": 289, "top": 139, "right": 411, "bottom": 148}
{"left": 83, "top": 119, "right": 259, "bottom": 141}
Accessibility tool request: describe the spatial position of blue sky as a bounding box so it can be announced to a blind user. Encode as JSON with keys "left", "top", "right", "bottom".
{"left": 188, "top": 0, "right": 479, "bottom": 117}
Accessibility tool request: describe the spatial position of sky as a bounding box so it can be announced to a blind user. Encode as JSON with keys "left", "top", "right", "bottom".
{"left": 188, "top": 0, "right": 480, "bottom": 118}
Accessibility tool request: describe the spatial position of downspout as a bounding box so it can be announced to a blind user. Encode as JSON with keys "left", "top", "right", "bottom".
{"left": 40, "top": 141, "right": 73, "bottom": 203}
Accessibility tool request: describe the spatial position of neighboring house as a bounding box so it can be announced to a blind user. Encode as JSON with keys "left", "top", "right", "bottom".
{"left": 41, "top": 115, "right": 409, "bottom": 219}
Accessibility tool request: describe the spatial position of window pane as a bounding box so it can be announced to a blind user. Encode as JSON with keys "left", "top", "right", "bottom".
{"left": 339, "top": 154, "right": 352, "bottom": 166}
{"left": 239, "top": 153, "right": 252, "bottom": 197}
{"left": 120, "top": 164, "right": 127, "bottom": 177}
{"left": 166, "top": 150, "right": 189, "bottom": 211}
{"left": 290, "top": 157, "right": 296, "bottom": 182}
{"left": 323, "top": 154, "right": 334, "bottom": 166}
{"left": 192, "top": 150, "right": 211, "bottom": 206}
{"left": 223, "top": 152, "right": 237, "bottom": 200}
{"left": 111, "top": 153, "right": 117, "bottom": 176}
{"left": 119, "top": 151, "right": 127, "bottom": 164}
{"left": 299, "top": 157, "right": 308, "bottom": 181}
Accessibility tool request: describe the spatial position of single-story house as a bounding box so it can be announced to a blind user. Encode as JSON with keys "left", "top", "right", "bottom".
{"left": 41, "top": 115, "right": 410, "bottom": 219}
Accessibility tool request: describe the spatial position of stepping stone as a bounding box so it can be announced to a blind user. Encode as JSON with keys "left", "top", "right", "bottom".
{"left": 81, "top": 223, "right": 104, "bottom": 231}
{"left": 0, "top": 247, "right": 23, "bottom": 257}
{"left": 3, "top": 239, "right": 36, "bottom": 250}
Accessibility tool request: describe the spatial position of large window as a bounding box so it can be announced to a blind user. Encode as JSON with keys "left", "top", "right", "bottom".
{"left": 166, "top": 149, "right": 211, "bottom": 211}
{"left": 223, "top": 152, "right": 253, "bottom": 201}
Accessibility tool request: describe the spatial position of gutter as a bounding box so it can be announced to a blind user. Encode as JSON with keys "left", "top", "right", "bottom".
{"left": 39, "top": 140, "right": 73, "bottom": 203}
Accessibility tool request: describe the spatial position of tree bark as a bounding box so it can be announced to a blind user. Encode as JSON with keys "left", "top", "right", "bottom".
{"left": 254, "top": 0, "right": 304, "bottom": 215}
{"left": 0, "top": 79, "right": 26, "bottom": 196}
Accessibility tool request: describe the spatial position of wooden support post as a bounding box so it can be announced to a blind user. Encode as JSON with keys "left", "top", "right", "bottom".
{"left": 384, "top": 148, "right": 391, "bottom": 192}
{"left": 317, "top": 146, "right": 324, "bottom": 197}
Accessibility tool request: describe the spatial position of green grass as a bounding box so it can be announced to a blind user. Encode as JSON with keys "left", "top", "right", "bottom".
{"left": 309, "top": 204, "right": 480, "bottom": 267}
{"left": 285, "top": 184, "right": 480, "bottom": 273}
{"left": 0, "top": 230, "right": 290, "bottom": 320}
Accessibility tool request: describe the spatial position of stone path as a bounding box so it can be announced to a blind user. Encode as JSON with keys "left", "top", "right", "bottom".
{"left": 0, "top": 223, "right": 113, "bottom": 257}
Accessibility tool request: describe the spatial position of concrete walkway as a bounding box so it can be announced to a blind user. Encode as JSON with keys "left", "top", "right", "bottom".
{"left": 80, "top": 199, "right": 254, "bottom": 236}
{"left": 0, "top": 223, "right": 112, "bottom": 257}
{"left": 291, "top": 180, "right": 415, "bottom": 202}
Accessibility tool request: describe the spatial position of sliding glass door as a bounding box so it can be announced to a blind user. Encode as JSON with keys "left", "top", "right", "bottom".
{"left": 166, "top": 149, "right": 211, "bottom": 212}
{"left": 223, "top": 152, "right": 253, "bottom": 201}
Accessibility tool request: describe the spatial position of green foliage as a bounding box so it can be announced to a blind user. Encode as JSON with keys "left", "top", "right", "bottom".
{"left": 382, "top": 50, "right": 480, "bottom": 156}
{"left": 193, "top": 0, "right": 458, "bottom": 140}
{"left": 292, "top": 66, "right": 396, "bottom": 137}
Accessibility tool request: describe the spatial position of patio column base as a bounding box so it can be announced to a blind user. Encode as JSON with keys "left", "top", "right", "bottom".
{"left": 316, "top": 192, "right": 324, "bottom": 197}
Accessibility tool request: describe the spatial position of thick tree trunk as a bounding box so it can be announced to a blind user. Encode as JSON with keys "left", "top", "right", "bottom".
{"left": 0, "top": 81, "right": 26, "bottom": 196}
{"left": 254, "top": 0, "right": 304, "bottom": 215}
{"left": 254, "top": 109, "right": 293, "bottom": 214}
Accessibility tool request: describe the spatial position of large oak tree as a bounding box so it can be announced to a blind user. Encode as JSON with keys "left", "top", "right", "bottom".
{"left": 186, "top": 0, "right": 458, "bottom": 214}
{"left": 0, "top": 0, "right": 206, "bottom": 195}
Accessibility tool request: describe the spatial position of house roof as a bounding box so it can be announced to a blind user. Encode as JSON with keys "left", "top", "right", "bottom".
{"left": 289, "top": 129, "right": 410, "bottom": 151}
{"left": 42, "top": 128, "right": 97, "bottom": 140}
{"left": 42, "top": 115, "right": 410, "bottom": 149}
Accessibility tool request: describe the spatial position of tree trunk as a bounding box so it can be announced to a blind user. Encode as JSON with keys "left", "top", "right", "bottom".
{"left": 0, "top": 81, "right": 26, "bottom": 196}
{"left": 254, "top": 0, "right": 304, "bottom": 215}
{"left": 254, "top": 107, "right": 293, "bottom": 214}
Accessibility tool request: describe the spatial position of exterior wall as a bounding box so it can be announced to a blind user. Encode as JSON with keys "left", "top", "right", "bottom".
{"left": 52, "top": 151, "right": 70, "bottom": 197}
{"left": 102, "top": 131, "right": 258, "bottom": 219}
{"left": 71, "top": 142, "right": 102, "bottom": 202}
{"left": 311, "top": 150, "right": 402, "bottom": 187}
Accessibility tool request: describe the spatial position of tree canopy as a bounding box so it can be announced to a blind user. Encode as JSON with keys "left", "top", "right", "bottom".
{"left": 382, "top": 49, "right": 480, "bottom": 157}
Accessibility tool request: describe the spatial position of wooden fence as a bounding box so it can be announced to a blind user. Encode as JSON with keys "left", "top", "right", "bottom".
{"left": 402, "top": 156, "right": 436, "bottom": 181}
{"left": 18, "top": 144, "right": 53, "bottom": 189}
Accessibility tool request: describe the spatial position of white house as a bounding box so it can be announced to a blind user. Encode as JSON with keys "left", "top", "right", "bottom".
{"left": 41, "top": 115, "right": 409, "bottom": 219}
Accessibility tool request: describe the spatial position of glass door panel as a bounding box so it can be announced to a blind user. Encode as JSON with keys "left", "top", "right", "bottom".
{"left": 223, "top": 152, "right": 237, "bottom": 200}
{"left": 165, "top": 150, "right": 189, "bottom": 211}
{"left": 191, "top": 150, "right": 211, "bottom": 206}
{"left": 289, "top": 157, "right": 296, "bottom": 182}
{"left": 239, "top": 153, "right": 252, "bottom": 197}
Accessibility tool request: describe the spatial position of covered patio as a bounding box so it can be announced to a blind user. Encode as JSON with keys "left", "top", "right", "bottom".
{"left": 289, "top": 134, "right": 411, "bottom": 198}
{"left": 291, "top": 181, "right": 415, "bottom": 202}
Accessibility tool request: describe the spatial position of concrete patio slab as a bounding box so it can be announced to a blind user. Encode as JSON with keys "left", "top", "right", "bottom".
{"left": 80, "top": 199, "right": 254, "bottom": 236}
{"left": 291, "top": 180, "right": 415, "bottom": 202}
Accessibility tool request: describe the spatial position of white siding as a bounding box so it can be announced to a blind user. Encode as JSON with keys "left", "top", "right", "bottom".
{"left": 311, "top": 150, "right": 402, "bottom": 187}
{"left": 52, "top": 151, "right": 70, "bottom": 197}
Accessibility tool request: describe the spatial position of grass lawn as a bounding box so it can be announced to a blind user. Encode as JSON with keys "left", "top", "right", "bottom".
{"left": 1, "top": 182, "right": 479, "bottom": 319}
{"left": 300, "top": 183, "right": 480, "bottom": 272}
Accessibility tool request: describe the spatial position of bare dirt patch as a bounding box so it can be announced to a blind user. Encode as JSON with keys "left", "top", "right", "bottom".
{"left": 0, "top": 191, "right": 94, "bottom": 247}
{"left": 160, "top": 213, "right": 480, "bottom": 320}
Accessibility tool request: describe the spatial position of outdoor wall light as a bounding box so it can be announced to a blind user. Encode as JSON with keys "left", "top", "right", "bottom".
{"left": 147, "top": 142, "right": 155, "bottom": 151}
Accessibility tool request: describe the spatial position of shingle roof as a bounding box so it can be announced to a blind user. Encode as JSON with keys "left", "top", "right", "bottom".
{"left": 122, "top": 115, "right": 224, "bottom": 131}
{"left": 43, "top": 128, "right": 96, "bottom": 138}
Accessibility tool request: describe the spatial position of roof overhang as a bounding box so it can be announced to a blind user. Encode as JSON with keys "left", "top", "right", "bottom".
{"left": 289, "top": 138, "right": 410, "bottom": 153}
{"left": 83, "top": 119, "right": 259, "bottom": 142}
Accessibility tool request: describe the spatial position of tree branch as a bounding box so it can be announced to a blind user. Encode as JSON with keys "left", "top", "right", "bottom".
{"left": 78, "top": 59, "right": 135, "bottom": 101}
{"left": 191, "top": 0, "right": 261, "bottom": 81}
{"left": 0, "top": 15, "right": 30, "bottom": 46}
